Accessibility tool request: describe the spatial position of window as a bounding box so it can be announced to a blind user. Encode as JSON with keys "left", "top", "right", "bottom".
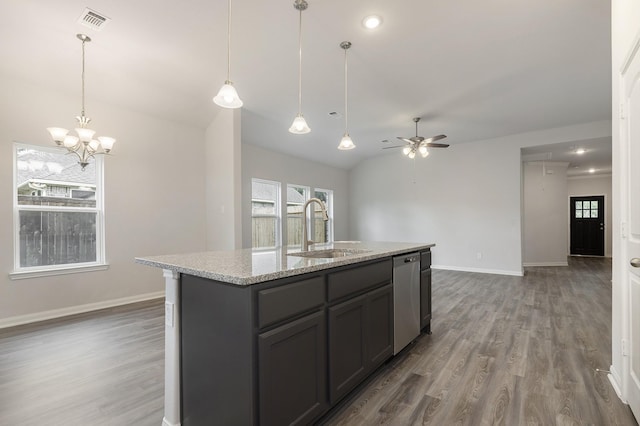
{"left": 286, "top": 184, "right": 309, "bottom": 246}
{"left": 252, "top": 179, "right": 281, "bottom": 248}
{"left": 314, "top": 189, "right": 333, "bottom": 243}
{"left": 575, "top": 200, "right": 598, "bottom": 219}
{"left": 13, "top": 144, "right": 105, "bottom": 276}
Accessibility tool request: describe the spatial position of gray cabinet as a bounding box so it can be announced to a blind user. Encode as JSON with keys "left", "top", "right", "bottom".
{"left": 328, "top": 283, "right": 393, "bottom": 404}
{"left": 258, "top": 310, "right": 327, "bottom": 426}
{"left": 420, "top": 250, "right": 432, "bottom": 333}
{"left": 180, "top": 256, "right": 399, "bottom": 425}
{"left": 326, "top": 257, "right": 393, "bottom": 404}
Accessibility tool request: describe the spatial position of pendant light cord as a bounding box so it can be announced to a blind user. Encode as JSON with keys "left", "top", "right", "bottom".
{"left": 81, "top": 38, "right": 86, "bottom": 118}
{"left": 344, "top": 47, "right": 348, "bottom": 133}
{"left": 297, "top": 7, "right": 303, "bottom": 114}
{"left": 227, "top": 0, "right": 231, "bottom": 81}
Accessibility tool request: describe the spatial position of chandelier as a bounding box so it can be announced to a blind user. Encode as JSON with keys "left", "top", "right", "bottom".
{"left": 47, "top": 34, "right": 115, "bottom": 170}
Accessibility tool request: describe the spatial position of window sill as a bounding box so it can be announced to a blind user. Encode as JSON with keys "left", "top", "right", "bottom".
{"left": 9, "top": 263, "right": 110, "bottom": 280}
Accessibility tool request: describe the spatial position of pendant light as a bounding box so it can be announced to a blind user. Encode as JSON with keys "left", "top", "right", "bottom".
{"left": 337, "top": 41, "right": 355, "bottom": 150}
{"left": 289, "top": 0, "right": 311, "bottom": 134}
{"left": 47, "top": 34, "right": 116, "bottom": 170}
{"left": 213, "top": 0, "right": 243, "bottom": 108}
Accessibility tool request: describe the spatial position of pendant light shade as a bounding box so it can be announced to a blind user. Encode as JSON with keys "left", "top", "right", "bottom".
{"left": 290, "top": 0, "right": 310, "bottom": 134}
{"left": 338, "top": 134, "right": 355, "bottom": 150}
{"left": 337, "top": 41, "right": 355, "bottom": 150}
{"left": 289, "top": 114, "right": 311, "bottom": 134}
{"left": 214, "top": 0, "right": 243, "bottom": 108}
{"left": 214, "top": 81, "right": 243, "bottom": 108}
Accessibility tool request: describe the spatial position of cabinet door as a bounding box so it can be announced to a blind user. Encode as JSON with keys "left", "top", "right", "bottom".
{"left": 420, "top": 269, "right": 432, "bottom": 331}
{"left": 328, "top": 294, "right": 367, "bottom": 404}
{"left": 259, "top": 310, "right": 327, "bottom": 426}
{"left": 366, "top": 284, "right": 393, "bottom": 367}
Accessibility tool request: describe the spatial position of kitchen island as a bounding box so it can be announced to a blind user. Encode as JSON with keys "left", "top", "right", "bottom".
{"left": 137, "top": 241, "right": 434, "bottom": 426}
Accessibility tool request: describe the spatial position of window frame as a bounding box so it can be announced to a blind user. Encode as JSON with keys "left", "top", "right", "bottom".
{"left": 313, "top": 188, "right": 334, "bottom": 244}
{"left": 286, "top": 183, "right": 310, "bottom": 247}
{"left": 10, "top": 143, "right": 108, "bottom": 279}
{"left": 251, "top": 178, "right": 282, "bottom": 249}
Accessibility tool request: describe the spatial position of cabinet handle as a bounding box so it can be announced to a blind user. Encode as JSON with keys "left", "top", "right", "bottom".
{"left": 631, "top": 258, "right": 640, "bottom": 268}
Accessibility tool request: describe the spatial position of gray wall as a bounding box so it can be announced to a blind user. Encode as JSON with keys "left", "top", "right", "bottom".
{"left": 523, "top": 162, "right": 569, "bottom": 266}
{"left": 348, "top": 120, "right": 612, "bottom": 276}
{"left": 0, "top": 75, "right": 207, "bottom": 326}
{"left": 241, "top": 144, "right": 350, "bottom": 248}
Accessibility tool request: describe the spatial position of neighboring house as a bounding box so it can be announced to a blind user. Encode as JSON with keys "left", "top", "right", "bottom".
{"left": 16, "top": 148, "right": 96, "bottom": 205}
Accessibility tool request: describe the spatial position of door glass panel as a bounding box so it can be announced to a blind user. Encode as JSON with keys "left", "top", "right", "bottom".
{"left": 576, "top": 201, "right": 583, "bottom": 210}
{"left": 583, "top": 210, "right": 591, "bottom": 218}
{"left": 591, "top": 201, "right": 598, "bottom": 209}
{"left": 576, "top": 210, "right": 583, "bottom": 218}
{"left": 592, "top": 210, "right": 598, "bottom": 218}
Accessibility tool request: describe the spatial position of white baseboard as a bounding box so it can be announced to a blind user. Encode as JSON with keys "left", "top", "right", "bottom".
{"left": 0, "top": 291, "right": 165, "bottom": 329}
{"left": 162, "top": 418, "right": 181, "bottom": 426}
{"left": 522, "top": 261, "right": 569, "bottom": 267}
{"left": 609, "top": 364, "right": 627, "bottom": 404}
{"left": 431, "top": 264, "right": 524, "bottom": 277}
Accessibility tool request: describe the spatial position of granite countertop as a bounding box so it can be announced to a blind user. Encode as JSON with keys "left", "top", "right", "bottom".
{"left": 136, "top": 241, "right": 435, "bottom": 286}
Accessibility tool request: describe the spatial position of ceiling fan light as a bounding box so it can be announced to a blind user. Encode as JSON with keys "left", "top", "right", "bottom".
{"left": 402, "top": 146, "right": 412, "bottom": 156}
{"left": 408, "top": 150, "right": 416, "bottom": 159}
{"left": 419, "top": 145, "right": 429, "bottom": 157}
{"left": 289, "top": 114, "right": 311, "bottom": 134}
{"left": 338, "top": 133, "right": 355, "bottom": 150}
{"left": 213, "top": 81, "right": 243, "bottom": 108}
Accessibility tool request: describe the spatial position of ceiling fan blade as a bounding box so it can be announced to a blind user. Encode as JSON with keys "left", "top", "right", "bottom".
{"left": 425, "top": 142, "right": 450, "bottom": 148}
{"left": 422, "top": 134, "right": 447, "bottom": 143}
{"left": 382, "top": 145, "right": 405, "bottom": 149}
{"left": 396, "top": 137, "right": 413, "bottom": 143}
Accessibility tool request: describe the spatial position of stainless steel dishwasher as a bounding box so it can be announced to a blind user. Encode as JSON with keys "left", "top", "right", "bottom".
{"left": 393, "top": 252, "right": 421, "bottom": 354}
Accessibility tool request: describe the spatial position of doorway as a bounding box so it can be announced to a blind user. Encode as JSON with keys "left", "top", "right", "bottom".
{"left": 569, "top": 195, "right": 604, "bottom": 256}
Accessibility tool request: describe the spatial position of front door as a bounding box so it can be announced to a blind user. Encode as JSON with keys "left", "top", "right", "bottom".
{"left": 570, "top": 196, "right": 605, "bottom": 256}
{"left": 621, "top": 29, "right": 640, "bottom": 420}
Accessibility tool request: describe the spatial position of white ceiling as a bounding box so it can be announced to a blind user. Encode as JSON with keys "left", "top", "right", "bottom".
{"left": 521, "top": 137, "right": 612, "bottom": 177}
{"left": 0, "top": 0, "right": 612, "bottom": 170}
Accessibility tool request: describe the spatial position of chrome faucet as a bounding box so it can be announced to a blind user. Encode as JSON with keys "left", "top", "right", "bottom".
{"left": 302, "top": 198, "right": 329, "bottom": 251}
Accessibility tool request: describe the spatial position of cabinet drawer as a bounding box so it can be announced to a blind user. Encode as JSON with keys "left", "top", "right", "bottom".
{"left": 258, "top": 276, "right": 325, "bottom": 329}
{"left": 327, "top": 259, "right": 392, "bottom": 302}
{"left": 421, "top": 251, "right": 431, "bottom": 270}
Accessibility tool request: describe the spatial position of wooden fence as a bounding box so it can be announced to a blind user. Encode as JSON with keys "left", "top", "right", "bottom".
{"left": 252, "top": 216, "right": 328, "bottom": 248}
{"left": 19, "top": 211, "right": 97, "bottom": 267}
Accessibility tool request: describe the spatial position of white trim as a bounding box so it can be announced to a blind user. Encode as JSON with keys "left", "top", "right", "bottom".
{"left": 431, "top": 264, "right": 524, "bottom": 277}
{"left": 522, "top": 261, "right": 569, "bottom": 267}
{"left": 162, "top": 418, "right": 181, "bottom": 426}
{"left": 0, "top": 291, "right": 164, "bottom": 329}
{"left": 9, "top": 263, "right": 110, "bottom": 280}
{"left": 609, "top": 364, "right": 627, "bottom": 403}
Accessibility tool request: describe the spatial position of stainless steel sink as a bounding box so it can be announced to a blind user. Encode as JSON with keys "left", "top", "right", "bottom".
{"left": 288, "top": 248, "right": 372, "bottom": 259}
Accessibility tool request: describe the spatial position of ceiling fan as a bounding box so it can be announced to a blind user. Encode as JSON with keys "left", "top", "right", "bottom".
{"left": 383, "top": 117, "right": 448, "bottom": 159}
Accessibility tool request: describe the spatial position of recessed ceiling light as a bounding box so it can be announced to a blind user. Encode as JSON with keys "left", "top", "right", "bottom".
{"left": 589, "top": 168, "right": 596, "bottom": 173}
{"left": 363, "top": 15, "right": 382, "bottom": 29}
{"left": 576, "top": 148, "right": 586, "bottom": 155}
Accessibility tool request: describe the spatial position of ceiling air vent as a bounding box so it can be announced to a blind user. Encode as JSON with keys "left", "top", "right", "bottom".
{"left": 77, "top": 8, "right": 110, "bottom": 31}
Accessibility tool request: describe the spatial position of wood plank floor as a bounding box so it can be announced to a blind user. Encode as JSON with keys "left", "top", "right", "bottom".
{"left": 323, "top": 257, "right": 637, "bottom": 425}
{"left": 0, "top": 257, "right": 636, "bottom": 425}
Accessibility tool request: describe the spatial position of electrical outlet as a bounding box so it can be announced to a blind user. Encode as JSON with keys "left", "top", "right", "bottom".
{"left": 165, "top": 302, "right": 174, "bottom": 328}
